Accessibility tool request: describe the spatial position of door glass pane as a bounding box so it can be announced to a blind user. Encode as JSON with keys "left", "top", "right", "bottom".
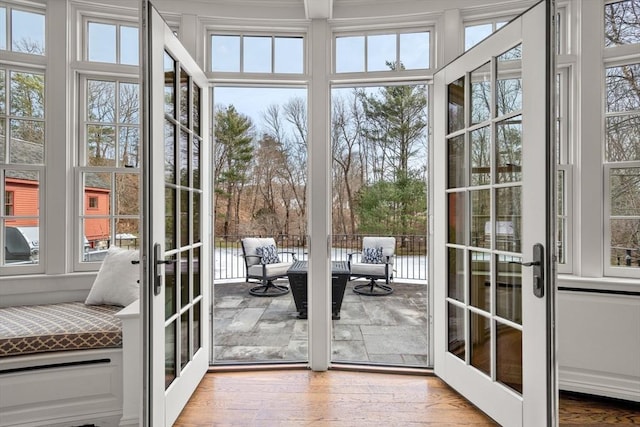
{"left": 496, "top": 116, "right": 522, "bottom": 183}
{"left": 179, "top": 68, "right": 189, "bottom": 127}
{"left": 180, "top": 190, "right": 189, "bottom": 247}
{"left": 165, "top": 322, "right": 176, "bottom": 388}
{"left": 448, "top": 302, "right": 465, "bottom": 360}
{"left": 165, "top": 187, "right": 175, "bottom": 250}
{"left": 180, "top": 130, "right": 189, "bottom": 186}
{"left": 193, "top": 136, "right": 201, "bottom": 189}
{"left": 193, "top": 247, "right": 201, "bottom": 297}
{"left": 180, "top": 311, "right": 189, "bottom": 369}
{"left": 470, "top": 311, "right": 491, "bottom": 376}
{"left": 448, "top": 192, "right": 466, "bottom": 245}
{"left": 448, "top": 247, "right": 465, "bottom": 301}
{"left": 164, "top": 121, "right": 175, "bottom": 182}
{"left": 192, "top": 300, "right": 201, "bottom": 355}
{"left": 496, "top": 45, "right": 522, "bottom": 117}
{"left": 496, "top": 322, "right": 522, "bottom": 394}
{"left": 471, "top": 126, "right": 490, "bottom": 186}
{"left": 471, "top": 189, "right": 490, "bottom": 248}
{"left": 164, "top": 52, "right": 175, "bottom": 117}
{"left": 496, "top": 254, "right": 522, "bottom": 324}
{"left": 165, "top": 255, "right": 177, "bottom": 319}
{"left": 192, "top": 84, "right": 201, "bottom": 135}
{"left": 448, "top": 135, "right": 465, "bottom": 188}
{"left": 181, "top": 251, "right": 189, "bottom": 309}
{"left": 448, "top": 77, "right": 465, "bottom": 133}
{"left": 495, "top": 187, "right": 521, "bottom": 252}
{"left": 470, "top": 250, "right": 490, "bottom": 311}
{"left": 471, "top": 62, "right": 491, "bottom": 125}
{"left": 193, "top": 192, "right": 201, "bottom": 243}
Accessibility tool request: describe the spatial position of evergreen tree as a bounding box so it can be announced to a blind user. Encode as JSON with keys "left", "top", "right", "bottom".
{"left": 355, "top": 63, "right": 428, "bottom": 237}
{"left": 214, "top": 105, "right": 254, "bottom": 236}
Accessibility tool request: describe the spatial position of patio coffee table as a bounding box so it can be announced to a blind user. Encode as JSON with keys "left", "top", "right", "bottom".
{"left": 287, "top": 260, "right": 350, "bottom": 319}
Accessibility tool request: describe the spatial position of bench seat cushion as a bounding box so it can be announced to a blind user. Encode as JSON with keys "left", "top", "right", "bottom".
{"left": 0, "top": 302, "right": 122, "bottom": 357}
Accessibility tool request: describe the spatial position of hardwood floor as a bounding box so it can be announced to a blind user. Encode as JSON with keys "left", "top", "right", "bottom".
{"left": 173, "top": 369, "right": 640, "bottom": 426}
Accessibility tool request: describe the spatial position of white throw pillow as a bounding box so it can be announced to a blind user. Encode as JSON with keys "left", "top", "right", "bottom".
{"left": 85, "top": 246, "right": 140, "bottom": 307}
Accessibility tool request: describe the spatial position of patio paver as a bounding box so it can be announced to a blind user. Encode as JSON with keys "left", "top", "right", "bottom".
{"left": 213, "top": 279, "right": 429, "bottom": 366}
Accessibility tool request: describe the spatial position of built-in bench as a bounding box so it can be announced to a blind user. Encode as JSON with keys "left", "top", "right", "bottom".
{"left": 0, "top": 301, "right": 140, "bottom": 427}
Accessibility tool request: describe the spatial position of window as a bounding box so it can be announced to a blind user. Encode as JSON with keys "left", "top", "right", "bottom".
{"left": 86, "top": 20, "right": 139, "bottom": 65}
{"left": 605, "top": 0, "right": 640, "bottom": 47}
{"left": 0, "top": 5, "right": 45, "bottom": 55}
{"left": 78, "top": 76, "right": 140, "bottom": 266}
{"left": 464, "top": 21, "right": 507, "bottom": 51}
{"left": 556, "top": 69, "right": 572, "bottom": 273}
{"left": 88, "top": 196, "right": 98, "bottom": 209}
{"left": 603, "top": 1, "right": 639, "bottom": 277}
{"left": 0, "top": 66, "right": 44, "bottom": 270}
{"left": 604, "top": 63, "right": 640, "bottom": 277}
{"left": 5, "top": 191, "right": 13, "bottom": 215}
{"left": 210, "top": 34, "right": 304, "bottom": 74}
{"left": 334, "top": 30, "right": 430, "bottom": 73}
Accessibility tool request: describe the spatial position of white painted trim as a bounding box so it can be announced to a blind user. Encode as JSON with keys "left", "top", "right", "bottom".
{"left": 308, "top": 18, "right": 331, "bottom": 372}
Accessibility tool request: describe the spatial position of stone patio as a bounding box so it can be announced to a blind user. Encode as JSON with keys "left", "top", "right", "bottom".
{"left": 213, "top": 278, "right": 429, "bottom": 366}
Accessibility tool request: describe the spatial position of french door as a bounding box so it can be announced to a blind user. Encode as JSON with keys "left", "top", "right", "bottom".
{"left": 432, "top": 2, "right": 556, "bottom": 426}
{"left": 142, "top": 2, "right": 211, "bottom": 425}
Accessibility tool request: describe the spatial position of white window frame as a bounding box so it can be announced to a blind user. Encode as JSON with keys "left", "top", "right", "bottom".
{"left": 604, "top": 162, "right": 640, "bottom": 278}
{"left": 72, "top": 3, "right": 140, "bottom": 272}
{"left": 0, "top": 63, "right": 46, "bottom": 275}
{"left": 601, "top": 0, "right": 640, "bottom": 278}
{"left": 0, "top": 2, "right": 46, "bottom": 57}
{"left": 207, "top": 30, "right": 307, "bottom": 78}
{"left": 82, "top": 15, "right": 139, "bottom": 66}
{"left": 332, "top": 27, "right": 434, "bottom": 77}
{"left": 74, "top": 73, "right": 140, "bottom": 272}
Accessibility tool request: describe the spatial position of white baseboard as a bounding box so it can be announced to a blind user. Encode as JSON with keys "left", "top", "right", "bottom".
{"left": 560, "top": 366, "right": 640, "bottom": 402}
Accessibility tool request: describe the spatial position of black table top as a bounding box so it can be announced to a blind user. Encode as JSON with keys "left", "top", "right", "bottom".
{"left": 288, "top": 260, "right": 349, "bottom": 275}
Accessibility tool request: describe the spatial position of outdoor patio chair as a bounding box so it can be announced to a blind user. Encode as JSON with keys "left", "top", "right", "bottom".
{"left": 241, "top": 237, "right": 297, "bottom": 296}
{"left": 348, "top": 236, "right": 396, "bottom": 296}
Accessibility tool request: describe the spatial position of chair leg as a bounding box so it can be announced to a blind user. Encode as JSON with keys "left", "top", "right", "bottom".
{"left": 249, "top": 279, "right": 289, "bottom": 297}
{"left": 353, "top": 278, "right": 393, "bottom": 296}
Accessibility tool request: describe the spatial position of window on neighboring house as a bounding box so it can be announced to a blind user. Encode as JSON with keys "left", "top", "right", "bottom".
{"left": 0, "top": 67, "right": 45, "bottom": 270}
{"left": 86, "top": 20, "right": 139, "bottom": 65}
{"left": 78, "top": 75, "right": 140, "bottom": 266}
{"left": 5, "top": 191, "right": 14, "bottom": 215}
{"left": 334, "top": 30, "right": 430, "bottom": 73}
{"left": 0, "top": 5, "right": 45, "bottom": 55}
{"left": 210, "top": 34, "right": 304, "bottom": 74}
{"left": 88, "top": 196, "right": 98, "bottom": 209}
{"left": 603, "top": 0, "right": 639, "bottom": 277}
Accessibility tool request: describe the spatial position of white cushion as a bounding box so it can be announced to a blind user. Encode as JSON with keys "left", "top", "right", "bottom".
{"left": 242, "top": 237, "right": 277, "bottom": 266}
{"left": 351, "top": 262, "right": 389, "bottom": 277}
{"left": 247, "top": 262, "right": 292, "bottom": 278}
{"left": 85, "top": 246, "right": 140, "bottom": 307}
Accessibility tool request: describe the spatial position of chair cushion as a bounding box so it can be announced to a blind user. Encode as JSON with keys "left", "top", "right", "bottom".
{"left": 362, "top": 247, "right": 384, "bottom": 263}
{"left": 351, "top": 262, "right": 388, "bottom": 277}
{"left": 247, "top": 262, "right": 293, "bottom": 279}
{"left": 242, "top": 237, "right": 278, "bottom": 266}
{"left": 256, "top": 244, "right": 280, "bottom": 264}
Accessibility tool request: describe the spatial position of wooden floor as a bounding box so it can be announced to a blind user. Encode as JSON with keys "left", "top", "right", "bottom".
{"left": 174, "top": 369, "right": 640, "bottom": 426}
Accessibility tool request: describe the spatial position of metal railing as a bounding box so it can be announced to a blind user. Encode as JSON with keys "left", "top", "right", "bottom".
{"left": 214, "top": 234, "right": 428, "bottom": 283}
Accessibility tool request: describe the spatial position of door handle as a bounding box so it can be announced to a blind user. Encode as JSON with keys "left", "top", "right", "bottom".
{"left": 509, "top": 243, "right": 544, "bottom": 298}
{"left": 153, "top": 243, "right": 176, "bottom": 296}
